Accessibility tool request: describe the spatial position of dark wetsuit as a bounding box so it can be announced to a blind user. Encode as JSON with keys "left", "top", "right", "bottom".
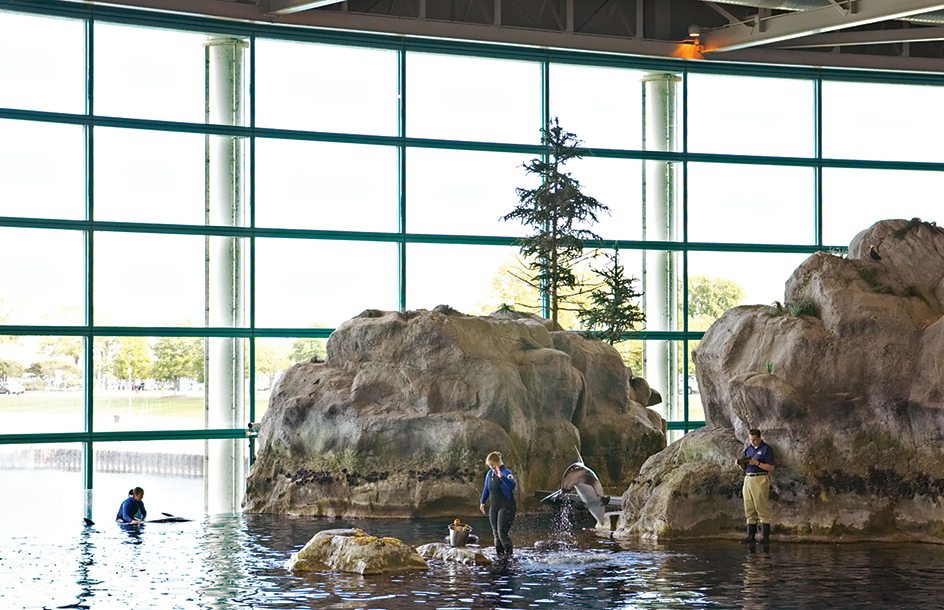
{"left": 116, "top": 497, "right": 147, "bottom": 523}
{"left": 481, "top": 466, "right": 516, "bottom": 555}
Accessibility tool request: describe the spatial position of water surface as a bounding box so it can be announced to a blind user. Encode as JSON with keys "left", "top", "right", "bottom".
{"left": 3, "top": 510, "right": 944, "bottom": 609}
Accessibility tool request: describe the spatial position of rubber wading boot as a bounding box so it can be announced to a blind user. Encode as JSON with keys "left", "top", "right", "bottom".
{"left": 760, "top": 523, "right": 771, "bottom": 543}
{"left": 741, "top": 523, "right": 757, "bottom": 543}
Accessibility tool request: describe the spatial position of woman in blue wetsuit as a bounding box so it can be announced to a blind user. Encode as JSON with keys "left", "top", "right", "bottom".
{"left": 479, "top": 451, "right": 516, "bottom": 556}
{"left": 116, "top": 487, "right": 147, "bottom": 523}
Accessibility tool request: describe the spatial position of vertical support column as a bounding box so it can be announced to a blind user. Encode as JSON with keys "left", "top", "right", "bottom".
{"left": 641, "top": 73, "right": 680, "bottom": 422}
{"left": 205, "top": 36, "right": 248, "bottom": 516}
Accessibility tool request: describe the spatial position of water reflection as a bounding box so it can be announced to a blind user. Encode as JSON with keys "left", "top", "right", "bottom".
{"left": 4, "top": 513, "right": 944, "bottom": 609}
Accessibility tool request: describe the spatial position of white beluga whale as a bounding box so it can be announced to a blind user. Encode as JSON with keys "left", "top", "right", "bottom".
{"left": 541, "top": 447, "right": 610, "bottom": 527}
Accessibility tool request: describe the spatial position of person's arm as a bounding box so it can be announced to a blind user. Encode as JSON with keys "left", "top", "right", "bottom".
{"left": 138, "top": 501, "right": 147, "bottom": 521}
{"left": 500, "top": 467, "right": 516, "bottom": 494}
{"left": 750, "top": 447, "right": 775, "bottom": 472}
{"left": 480, "top": 472, "right": 490, "bottom": 514}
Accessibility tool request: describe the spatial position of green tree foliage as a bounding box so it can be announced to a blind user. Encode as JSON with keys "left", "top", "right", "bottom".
{"left": 289, "top": 324, "right": 329, "bottom": 364}
{"left": 0, "top": 358, "right": 24, "bottom": 380}
{"left": 26, "top": 359, "right": 80, "bottom": 391}
{"left": 681, "top": 275, "right": 747, "bottom": 374}
{"left": 151, "top": 335, "right": 203, "bottom": 391}
{"left": 39, "top": 335, "right": 83, "bottom": 366}
{"left": 94, "top": 336, "right": 120, "bottom": 387}
{"left": 112, "top": 336, "right": 151, "bottom": 382}
{"left": 578, "top": 246, "right": 645, "bottom": 344}
{"left": 686, "top": 275, "right": 747, "bottom": 323}
{"left": 257, "top": 340, "right": 292, "bottom": 389}
{"left": 502, "top": 118, "right": 609, "bottom": 326}
{"left": 38, "top": 306, "right": 83, "bottom": 366}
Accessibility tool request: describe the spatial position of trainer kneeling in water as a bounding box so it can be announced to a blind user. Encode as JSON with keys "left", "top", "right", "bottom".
{"left": 117, "top": 487, "right": 147, "bottom": 523}
{"left": 479, "top": 451, "right": 516, "bottom": 557}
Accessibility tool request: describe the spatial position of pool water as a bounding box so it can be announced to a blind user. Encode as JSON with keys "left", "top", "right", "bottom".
{"left": 3, "top": 508, "right": 944, "bottom": 609}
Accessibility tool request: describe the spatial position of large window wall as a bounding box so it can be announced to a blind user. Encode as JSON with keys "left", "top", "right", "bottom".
{"left": 3, "top": 2, "right": 944, "bottom": 516}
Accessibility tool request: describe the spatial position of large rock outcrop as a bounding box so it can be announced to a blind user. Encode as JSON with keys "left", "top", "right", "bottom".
{"left": 619, "top": 219, "right": 944, "bottom": 542}
{"left": 287, "top": 529, "right": 427, "bottom": 574}
{"left": 246, "top": 306, "right": 665, "bottom": 517}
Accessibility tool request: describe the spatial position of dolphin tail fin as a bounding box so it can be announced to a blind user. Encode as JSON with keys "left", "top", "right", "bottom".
{"left": 587, "top": 501, "right": 606, "bottom": 527}
{"left": 541, "top": 489, "right": 564, "bottom": 503}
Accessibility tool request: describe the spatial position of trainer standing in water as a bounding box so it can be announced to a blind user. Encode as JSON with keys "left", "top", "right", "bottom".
{"left": 739, "top": 429, "right": 774, "bottom": 543}
{"left": 479, "top": 451, "right": 516, "bottom": 557}
{"left": 116, "top": 487, "right": 147, "bottom": 523}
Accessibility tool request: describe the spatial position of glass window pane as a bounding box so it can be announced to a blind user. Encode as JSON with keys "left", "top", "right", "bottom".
{"left": 94, "top": 23, "right": 207, "bottom": 123}
{"left": 642, "top": 250, "right": 680, "bottom": 331}
{"left": 823, "top": 168, "right": 944, "bottom": 246}
{"left": 687, "top": 163, "right": 815, "bottom": 245}
{"left": 643, "top": 158, "right": 681, "bottom": 242}
{"left": 407, "top": 52, "right": 541, "bottom": 144}
{"left": 569, "top": 157, "right": 643, "bottom": 241}
{"left": 94, "top": 128, "right": 213, "bottom": 225}
{"left": 0, "top": 443, "right": 85, "bottom": 525}
{"left": 255, "top": 39, "right": 398, "bottom": 136}
{"left": 0, "top": 119, "right": 86, "bottom": 220}
{"left": 407, "top": 149, "right": 531, "bottom": 237}
{"left": 92, "top": 337, "right": 248, "bottom": 432}
{"left": 823, "top": 81, "right": 944, "bottom": 163}
{"left": 0, "top": 336, "right": 84, "bottom": 433}
{"left": 0, "top": 228, "right": 85, "bottom": 325}
{"left": 91, "top": 439, "right": 207, "bottom": 522}
{"left": 254, "top": 336, "right": 326, "bottom": 421}
{"left": 639, "top": 339, "right": 678, "bottom": 423}
{"left": 550, "top": 64, "right": 644, "bottom": 150}
{"left": 687, "top": 251, "right": 811, "bottom": 327}
{"left": 94, "top": 233, "right": 247, "bottom": 327}
{"left": 0, "top": 11, "right": 85, "bottom": 114}
{"left": 255, "top": 139, "right": 398, "bottom": 232}
{"left": 255, "top": 238, "right": 399, "bottom": 328}
{"left": 685, "top": 341, "right": 704, "bottom": 423}
{"left": 406, "top": 244, "right": 523, "bottom": 317}
{"left": 688, "top": 74, "right": 814, "bottom": 158}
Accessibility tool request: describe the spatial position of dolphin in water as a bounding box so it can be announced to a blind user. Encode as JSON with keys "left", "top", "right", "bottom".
{"left": 541, "top": 447, "right": 610, "bottom": 527}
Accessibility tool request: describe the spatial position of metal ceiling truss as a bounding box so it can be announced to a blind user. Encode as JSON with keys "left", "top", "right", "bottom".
{"left": 21, "top": 0, "right": 944, "bottom": 70}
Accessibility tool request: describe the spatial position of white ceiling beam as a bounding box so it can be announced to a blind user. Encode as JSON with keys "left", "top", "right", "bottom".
{"left": 267, "top": 0, "right": 346, "bottom": 15}
{"left": 700, "top": 0, "right": 944, "bottom": 53}
{"left": 770, "top": 25, "right": 944, "bottom": 48}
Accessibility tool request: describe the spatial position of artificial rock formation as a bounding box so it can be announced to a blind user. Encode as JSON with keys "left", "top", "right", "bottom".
{"left": 245, "top": 306, "right": 665, "bottom": 517}
{"left": 287, "top": 528, "right": 427, "bottom": 574}
{"left": 416, "top": 542, "right": 491, "bottom": 566}
{"left": 619, "top": 219, "right": 944, "bottom": 542}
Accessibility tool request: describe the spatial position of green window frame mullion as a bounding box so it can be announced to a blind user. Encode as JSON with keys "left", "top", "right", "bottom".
{"left": 814, "top": 77, "right": 824, "bottom": 248}
{"left": 248, "top": 31, "right": 257, "bottom": 460}
{"left": 84, "top": 14, "right": 95, "bottom": 493}
{"left": 398, "top": 45, "right": 407, "bottom": 313}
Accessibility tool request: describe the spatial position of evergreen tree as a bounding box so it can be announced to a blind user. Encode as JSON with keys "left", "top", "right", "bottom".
{"left": 578, "top": 246, "right": 645, "bottom": 344}
{"left": 502, "top": 118, "right": 609, "bottom": 326}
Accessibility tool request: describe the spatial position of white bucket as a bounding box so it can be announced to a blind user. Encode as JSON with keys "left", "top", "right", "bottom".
{"left": 448, "top": 524, "right": 471, "bottom": 547}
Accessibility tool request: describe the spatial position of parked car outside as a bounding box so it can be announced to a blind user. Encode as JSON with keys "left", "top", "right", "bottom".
{"left": 0, "top": 380, "right": 26, "bottom": 395}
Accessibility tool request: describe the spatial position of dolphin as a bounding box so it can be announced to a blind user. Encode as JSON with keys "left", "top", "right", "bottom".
{"left": 541, "top": 447, "right": 610, "bottom": 527}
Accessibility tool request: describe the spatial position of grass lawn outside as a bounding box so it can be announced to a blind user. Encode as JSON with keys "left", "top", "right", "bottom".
{"left": 0, "top": 390, "right": 272, "bottom": 423}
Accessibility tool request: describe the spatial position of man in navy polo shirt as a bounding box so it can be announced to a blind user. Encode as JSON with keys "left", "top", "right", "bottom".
{"left": 739, "top": 428, "right": 775, "bottom": 543}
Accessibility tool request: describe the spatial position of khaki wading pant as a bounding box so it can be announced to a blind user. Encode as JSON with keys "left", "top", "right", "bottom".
{"left": 743, "top": 474, "right": 771, "bottom": 525}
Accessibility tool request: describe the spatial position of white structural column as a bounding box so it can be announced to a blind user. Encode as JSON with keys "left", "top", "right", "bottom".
{"left": 205, "top": 36, "right": 248, "bottom": 515}
{"left": 641, "top": 73, "right": 680, "bottom": 422}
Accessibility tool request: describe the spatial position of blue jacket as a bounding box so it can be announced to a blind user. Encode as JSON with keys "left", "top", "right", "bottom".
{"left": 480, "top": 466, "right": 516, "bottom": 504}
{"left": 116, "top": 497, "right": 147, "bottom": 522}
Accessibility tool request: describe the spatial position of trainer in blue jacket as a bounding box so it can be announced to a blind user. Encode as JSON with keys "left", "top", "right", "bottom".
{"left": 479, "top": 451, "right": 516, "bottom": 556}
{"left": 116, "top": 487, "right": 147, "bottom": 523}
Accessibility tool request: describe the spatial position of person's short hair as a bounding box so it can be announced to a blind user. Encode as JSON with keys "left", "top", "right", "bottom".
{"left": 485, "top": 451, "right": 503, "bottom": 466}
{"left": 749, "top": 428, "right": 762, "bottom": 438}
